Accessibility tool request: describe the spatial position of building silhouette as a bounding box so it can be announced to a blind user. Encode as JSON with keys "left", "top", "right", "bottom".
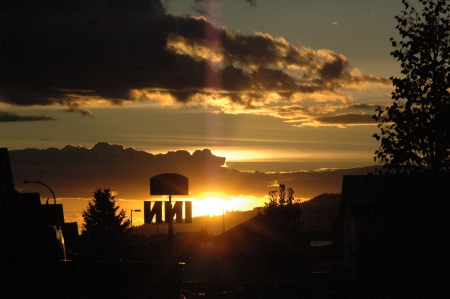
{"left": 339, "top": 175, "right": 450, "bottom": 298}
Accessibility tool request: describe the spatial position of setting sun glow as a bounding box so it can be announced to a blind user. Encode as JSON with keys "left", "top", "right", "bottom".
{"left": 194, "top": 194, "right": 245, "bottom": 217}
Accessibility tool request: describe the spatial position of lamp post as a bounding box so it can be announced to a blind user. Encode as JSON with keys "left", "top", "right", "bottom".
{"left": 130, "top": 209, "right": 141, "bottom": 227}
{"left": 23, "top": 180, "right": 56, "bottom": 204}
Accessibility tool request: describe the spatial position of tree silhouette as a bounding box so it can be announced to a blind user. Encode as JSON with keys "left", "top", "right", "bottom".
{"left": 260, "top": 184, "right": 302, "bottom": 234}
{"left": 81, "top": 188, "right": 131, "bottom": 260}
{"left": 373, "top": 0, "right": 450, "bottom": 174}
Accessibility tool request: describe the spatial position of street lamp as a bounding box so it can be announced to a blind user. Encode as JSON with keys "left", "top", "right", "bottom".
{"left": 23, "top": 180, "right": 56, "bottom": 204}
{"left": 130, "top": 209, "right": 141, "bottom": 227}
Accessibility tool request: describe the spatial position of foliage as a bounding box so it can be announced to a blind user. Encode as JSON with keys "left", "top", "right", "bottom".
{"left": 259, "top": 184, "right": 302, "bottom": 233}
{"left": 373, "top": 0, "right": 450, "bottom": 174}
{"left": 81, "top": 188, "right": 131, "bottom": 260}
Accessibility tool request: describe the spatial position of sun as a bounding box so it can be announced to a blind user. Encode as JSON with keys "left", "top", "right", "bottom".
{"left": 195, "top": 196, "right": 226, "bottom": 217}
{"left": 194, "top": 193, "right": 237, "bottom": 217}
{"left": 191, "top": 193, "right": 263, "bottom": 217}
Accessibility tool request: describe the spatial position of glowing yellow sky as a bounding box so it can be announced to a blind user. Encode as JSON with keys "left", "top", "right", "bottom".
{"left": 60, "top": 194, "right": 265, "bottom": 231}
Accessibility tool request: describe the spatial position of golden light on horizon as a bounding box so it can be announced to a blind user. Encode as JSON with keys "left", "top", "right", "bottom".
{"left": 62, "top": 193, "right": 266, "bottom": 232}
{"left": 193, "top": 193, "right": 264, "bottom": 217}
{"left": 194, "top": 193, "right": 232, "bottom": 217}
{"left": 213, "top": 149, "right": 265, "bottom": 162}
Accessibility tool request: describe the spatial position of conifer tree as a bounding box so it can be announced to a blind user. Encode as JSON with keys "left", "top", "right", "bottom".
{"left": 81, "top": 188, "right": 130, "bottom": 260}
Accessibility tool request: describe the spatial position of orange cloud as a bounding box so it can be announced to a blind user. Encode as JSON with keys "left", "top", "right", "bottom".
{"left": 0, "top": 0, "right": 391, "bottom": 127}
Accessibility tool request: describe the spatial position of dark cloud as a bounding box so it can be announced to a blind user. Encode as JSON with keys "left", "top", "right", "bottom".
{"left": 0, "top": 0, "right": 169, "bottom": 107}
{"left": 0, "top": 0, "right": 389, "bottom": 124}
{"left": 10, "top": 141, "right": 226, "bottom": 198}
{"left": 315, "top": 54, "right": 350, "bottom": 88}
{"left": 9, "top": 141, "right": 377, "bottom": 201}
{"left": 0, "top": 111, "right": 56, "bottom": 122}
{"left": 315, "top": 113, "right": 374, "bottom": 125}
{"left": 191, "top": 0, "right": 257, "bottom": 15}
{"left": 346, "top": 103, "right": 374, "bottom": 110}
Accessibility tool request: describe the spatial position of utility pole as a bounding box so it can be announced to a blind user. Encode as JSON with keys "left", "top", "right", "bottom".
{"left": 222, "top": 207, "right": 225, "bottom": 233}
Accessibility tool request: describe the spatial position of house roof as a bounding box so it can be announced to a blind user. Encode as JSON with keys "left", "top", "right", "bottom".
{"left": 215, "top": 215, "right": 266, "bottom": 242}
{"left": 1, "top": 148, "right": 65, "bottom": 227}
{"left": 340, "top": 175, "right": 450, "bottom": 252}
{"left": 340, "top": 174, "right": 450, "bottom": 218}
{"left": 214, "top": 214, "right": 307, "bottom": 259}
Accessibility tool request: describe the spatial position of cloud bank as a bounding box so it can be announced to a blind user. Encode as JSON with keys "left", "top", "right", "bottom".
{"left": 10, "top": 142, "right": 376, "bottom": 201}
{"left": 0, "top": 0, "right": 390, "bottom": 126}
{"left": 0, "top": 111, "right": 56, "bottom": 122}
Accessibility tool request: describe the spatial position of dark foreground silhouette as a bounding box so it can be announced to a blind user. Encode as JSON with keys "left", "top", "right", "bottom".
{"left": 0, "top": 148, "right": 184, "bottom": 299}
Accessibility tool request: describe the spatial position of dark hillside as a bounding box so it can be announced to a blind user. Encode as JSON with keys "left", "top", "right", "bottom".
{"left": 300, "top": 193, "right": 340, "bottom": 238}
{"left": 135, "top": 194, "right": 341, "bottom": 238}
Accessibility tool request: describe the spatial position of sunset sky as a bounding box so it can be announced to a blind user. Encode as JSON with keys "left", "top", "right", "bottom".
{"left": 1, "top": 0, "right": 409, "bottom": 226}
{"left": 0, "top": 0, "right": 405, "bottom": 164}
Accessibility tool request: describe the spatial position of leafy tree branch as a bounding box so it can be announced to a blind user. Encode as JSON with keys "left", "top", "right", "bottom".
{"left": 373, "top": 0, "right": 450, "bottom": 174}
